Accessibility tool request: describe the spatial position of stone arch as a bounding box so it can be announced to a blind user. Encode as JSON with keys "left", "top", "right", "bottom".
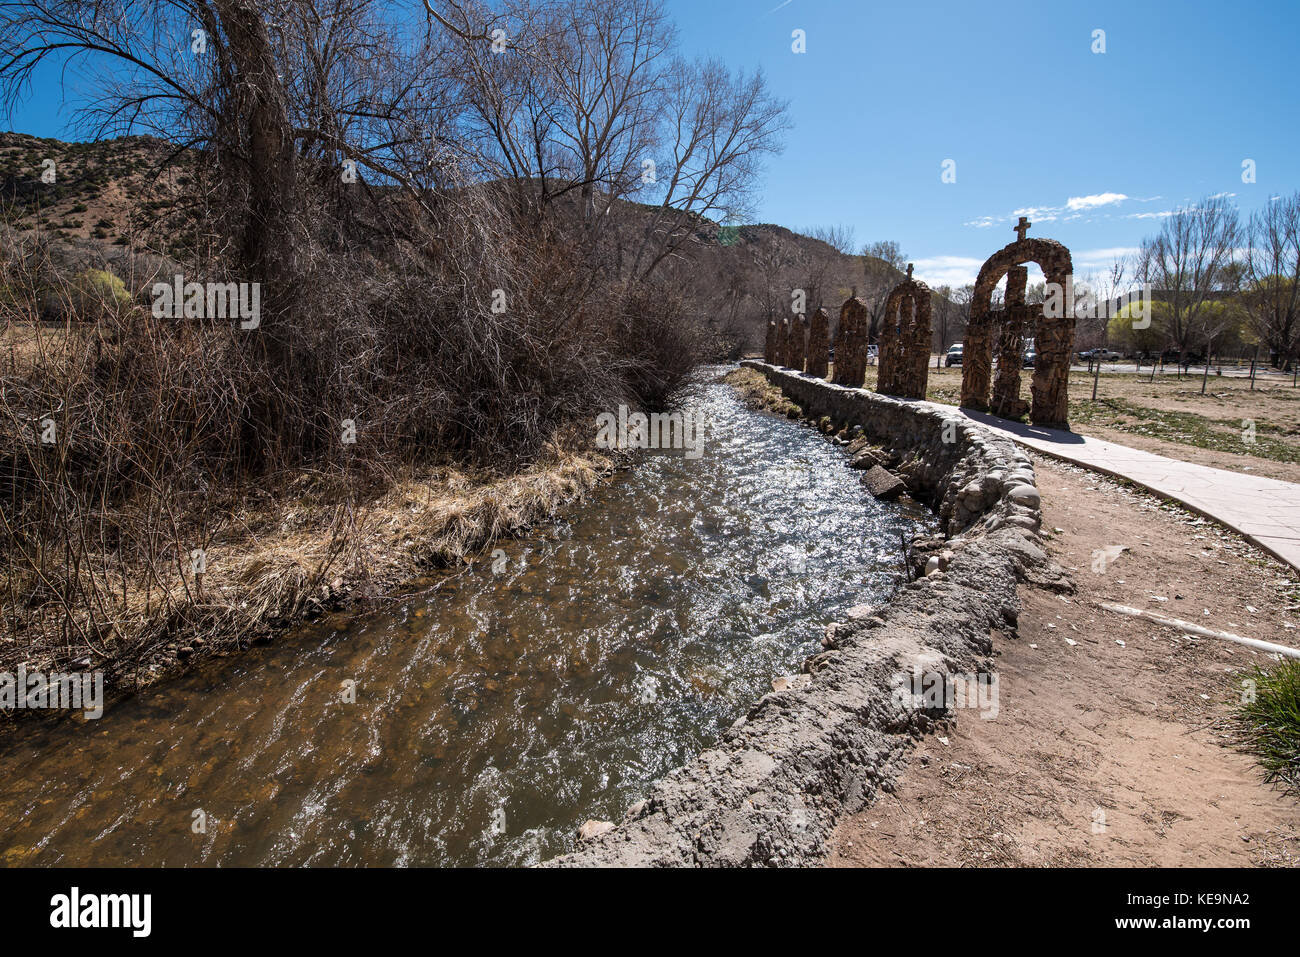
{"left": 877, "top": 270, "right": 932, "bottom": 399}
{"left": 960, "top": 228, "right": 1074, "bottom": 428}
{"left": 806, "top": 308, "right": 829, "bottom": 378}
{"left": 832, "top": 296, "right": 869, "bottom": 387}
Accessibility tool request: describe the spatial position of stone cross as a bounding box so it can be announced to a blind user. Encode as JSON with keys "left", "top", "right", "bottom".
{"left": 1014, "top": 216, "right": 1031, "bottom": 242}
{"left": 906, "top": 263, "right": 913, "bottom": 279}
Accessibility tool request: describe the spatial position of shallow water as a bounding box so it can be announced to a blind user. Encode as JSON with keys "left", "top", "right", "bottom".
{"left": 0, "top": 369, "right": 929, "bottom": 866}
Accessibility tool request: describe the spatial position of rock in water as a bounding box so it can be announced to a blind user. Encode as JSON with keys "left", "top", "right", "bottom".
{"left": 850, "top": 447, "right": 885, "bottom": 470}
{"left": 861, "top": 465, "right": 905, "bottom": 500}
{"left": 578, "top": 820, "right": 615, "bottom": 841}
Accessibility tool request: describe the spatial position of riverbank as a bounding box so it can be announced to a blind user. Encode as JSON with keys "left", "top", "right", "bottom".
{"left": 1, "top": 441, "right": 613, "bottom": 733}
{"left": 0, "top": 370, "right": 929, "bottom": 865}
{"left": 831, "top": 454, "right": 1300, "bottom": 865}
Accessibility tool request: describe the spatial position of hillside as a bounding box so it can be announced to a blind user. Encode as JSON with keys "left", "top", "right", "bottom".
{"left": 0, "top": 132, "right": 912, "bottom": 354}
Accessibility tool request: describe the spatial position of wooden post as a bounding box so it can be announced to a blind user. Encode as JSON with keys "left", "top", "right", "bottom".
{"left": 1250, "top": 347, "right": 1258, "bottom": 390}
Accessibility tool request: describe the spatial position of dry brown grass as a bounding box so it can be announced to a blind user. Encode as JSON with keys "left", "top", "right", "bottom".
{"left": 1, "top": 436, "right": 611, "bottom": 705}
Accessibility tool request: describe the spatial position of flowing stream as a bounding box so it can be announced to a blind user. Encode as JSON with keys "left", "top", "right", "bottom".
{"left": 0, "top": 369, "right": 929, "bottom": 866}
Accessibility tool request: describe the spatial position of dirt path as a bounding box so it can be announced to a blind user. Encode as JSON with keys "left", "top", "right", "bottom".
{"left": 829, "top": 456, "right": 1300, "bottom": 867}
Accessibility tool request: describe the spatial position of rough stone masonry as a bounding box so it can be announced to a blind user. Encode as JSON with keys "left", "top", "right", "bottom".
{"left": 961, "top": 217, "right": 1075, "bottom": 428}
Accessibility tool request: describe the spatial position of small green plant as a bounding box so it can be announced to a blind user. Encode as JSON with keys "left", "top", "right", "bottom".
{"left": 1237, "top": 659, "right": 1300, "bottom": 795}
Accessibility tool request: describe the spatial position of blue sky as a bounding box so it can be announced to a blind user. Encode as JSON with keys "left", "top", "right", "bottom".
{"left": 5, "top": 0, "right": 1297, "bottom": 289}
{"left": 664, "top": 0, "right": 1300, "bottom": 287}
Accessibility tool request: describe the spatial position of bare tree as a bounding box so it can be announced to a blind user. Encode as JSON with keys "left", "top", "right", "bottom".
{"left": 809, "top": 224, "right": 856, "bottom": 255}
{"left": 859, "top": 239, "right": 906, "bottom": 341}
{"left": 0, "top": 1, "right": 489, "bottom": 310}
{"left": 625, "top": 56, "right": 788, "bottom": 282}
{"left": 1137, "top": 195, "right": 1241, "bottom": 360}
{"left": 446, "top": 0, "right": 787, "bottom": 281}
{"left": 1242, "top": 192, "right": 1300, "bottom": 370}
{"left": 931, "top": 284, "right": 966, "bottom": 357}
{"left": 794, "top": 223, "right": 856, "bottom": 316}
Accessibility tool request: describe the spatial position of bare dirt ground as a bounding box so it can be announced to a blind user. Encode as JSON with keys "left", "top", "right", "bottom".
{"left": 829, "top": 454, "right": 1300, "bottom": 867}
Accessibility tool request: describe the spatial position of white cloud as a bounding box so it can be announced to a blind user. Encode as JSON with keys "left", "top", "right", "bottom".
{"left": 911, "top": 255, "right": 985, "bottom": 289}
{"left": 966, "top": 191, "right": 1134, "bottom": 231}
{"left": 1073, "top": 246, "right": 1141, "bottom": 269}
{"left": 1012, "top": 206, "right": 1059, "bottom": 222}
{"left": 1125, "top": 210, "right": 1173, "bottom": 220}
{"left": 1066, "top": 192, "right": 1129, "bottom": 211}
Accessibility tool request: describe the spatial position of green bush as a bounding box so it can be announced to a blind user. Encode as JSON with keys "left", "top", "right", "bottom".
{"left": 1237, "top": 659, "right": 1300, "bottom": 794}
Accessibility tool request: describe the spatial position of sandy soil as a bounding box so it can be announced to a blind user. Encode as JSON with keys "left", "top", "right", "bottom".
{"left": 829, "top": 455, "right": 1300, "bottom": 867}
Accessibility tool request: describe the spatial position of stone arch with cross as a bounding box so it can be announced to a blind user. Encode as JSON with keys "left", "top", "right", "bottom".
{"left": 877, "top": 263, "right": 933, "bottom": 399}
{"left": 960, "top": 217, "right": 1075, "bottom": 428}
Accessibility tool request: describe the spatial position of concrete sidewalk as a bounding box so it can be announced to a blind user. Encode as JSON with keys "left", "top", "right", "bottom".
{"left": 956, "top": 409, "right": 1300, "bottom": 575}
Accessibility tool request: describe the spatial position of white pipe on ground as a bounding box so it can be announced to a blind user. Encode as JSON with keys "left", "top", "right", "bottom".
{"left": 1097, "top": 602, "right": 1300, "bottom": 660}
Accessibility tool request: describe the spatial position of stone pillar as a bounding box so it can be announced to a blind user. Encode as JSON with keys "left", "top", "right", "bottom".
{"left": 902, "top": 291, "right": 932, "bottom": 400}
{"left": 764, "top": 320, "right": 778, "bottom": 364}
{"left": 990, "top": 266, "right": 1029, "bottom": 419}
{"left": 1030, "top": 265, "right": 1075, "bottom": 428}
{"left": 790, "top": 314, "right": 809, "bottom": 372}
{"left": 833, "top": 297, "right": 869, "bottom": 388}
{"left": 877, "top": 293, "right": 901, "bottom": 394}
{"left": 961, "top": 309, "right": 993, "bottom": 412}
{"left": 878, "top": 281, "right": 933, "bottom": 400}
{"left": 806, "top": 308, "right": 829, "bottom": 378}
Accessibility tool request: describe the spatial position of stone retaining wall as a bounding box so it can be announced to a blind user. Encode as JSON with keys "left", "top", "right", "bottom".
{"left": 547, "top": 362, "right": 1064, "bottom": 867}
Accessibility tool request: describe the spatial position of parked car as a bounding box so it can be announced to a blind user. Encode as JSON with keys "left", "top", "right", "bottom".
{"left": 1078, "top": 348, "right": 1120, "bottom": 362}
{"left": 945, "top": 343, "right": 963, "bottom": 367}
{"left": 1161, "top": 348, "right": 1207, "bottom": 365}
{"left": 1023, "top": 349, "right": 1036, "bottom": 368}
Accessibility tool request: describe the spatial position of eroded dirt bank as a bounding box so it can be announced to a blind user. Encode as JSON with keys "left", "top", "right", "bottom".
{"left": 831, "top": 456, "right": 1300, "bottom": 866}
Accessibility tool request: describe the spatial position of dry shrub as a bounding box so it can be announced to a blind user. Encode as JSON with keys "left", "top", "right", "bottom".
{"left": 0, "top": 194, "right": 698, "bottom": 687}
